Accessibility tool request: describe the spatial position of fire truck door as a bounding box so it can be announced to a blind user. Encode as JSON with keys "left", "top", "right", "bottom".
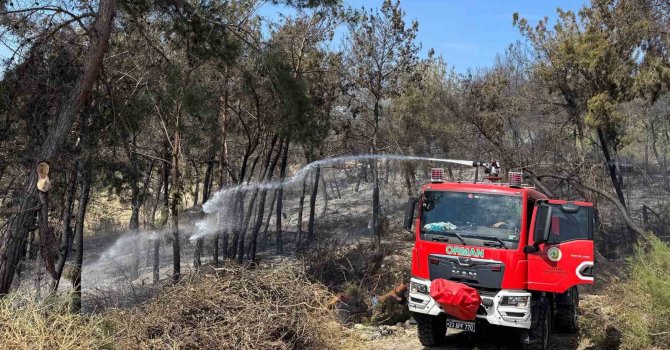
{"left": 526, "top": 200, "right": 595, "bottom": 293}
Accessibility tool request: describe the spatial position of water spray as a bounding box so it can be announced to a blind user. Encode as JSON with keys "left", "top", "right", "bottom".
{"left": 191, "top": 154, "right": 495, "bottom": 241}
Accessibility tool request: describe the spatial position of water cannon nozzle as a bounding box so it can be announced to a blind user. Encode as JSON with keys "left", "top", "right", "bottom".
{"left": 482, "top": 160, "right": 502, "bottom": 182}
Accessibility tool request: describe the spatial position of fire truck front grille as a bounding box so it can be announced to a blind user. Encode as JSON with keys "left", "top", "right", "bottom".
{"left": 428, "top": 255, "right": 505, "bottom": 290}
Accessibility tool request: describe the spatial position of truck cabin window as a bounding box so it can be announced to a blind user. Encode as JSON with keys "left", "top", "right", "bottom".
{"left": 546, "top": 204, "right": 592, "bottom": 243}
{"left": 421, "top": 191, "right": 522, "bottom": 246}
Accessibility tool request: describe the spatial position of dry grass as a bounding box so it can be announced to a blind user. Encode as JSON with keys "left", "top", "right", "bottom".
{"left": 0, "top": 263, "right": 344, "bottom": 350}
{"left": 106, "top": 262, "right": 342, "bottom": 350}
{"left": 0, "top": 293, "right": 113, "bottom": 350}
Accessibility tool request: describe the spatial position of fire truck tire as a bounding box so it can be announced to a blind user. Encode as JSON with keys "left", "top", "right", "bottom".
{"left": 414, "top": 313, "right": 446, "bottom": 346}
{"left": 523, "top": 295, "right": 551, "bottom": 350}
{"left": 555, "top": 287, "right": 579, "bottom": 333}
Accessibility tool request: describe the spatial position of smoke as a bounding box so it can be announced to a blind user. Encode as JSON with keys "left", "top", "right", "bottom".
{"left": 191, "top": 154, "right": 472, "bottom": 240}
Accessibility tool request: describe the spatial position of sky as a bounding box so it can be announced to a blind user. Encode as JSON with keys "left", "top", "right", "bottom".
{"left": 0, "top": 1, "right": 587, "bottom": 75}
{"left": 258, "top": 0, "right": 588, "bottom": 73}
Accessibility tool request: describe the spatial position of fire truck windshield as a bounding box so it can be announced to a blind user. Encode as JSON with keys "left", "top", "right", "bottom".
{"left": 421, "top": 191, "right": 522, "bottom": 246}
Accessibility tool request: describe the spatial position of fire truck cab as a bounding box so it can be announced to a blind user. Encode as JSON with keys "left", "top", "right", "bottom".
{"left": 404, "top": 169, "right": 594, "bottom": 350}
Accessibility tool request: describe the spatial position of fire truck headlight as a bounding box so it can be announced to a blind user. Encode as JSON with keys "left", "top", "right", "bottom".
{"left": 410, "top": 282, "right": 428, "bottom": 294}
{"left": 500, "top": 296, "right": 530, "bottom": 308}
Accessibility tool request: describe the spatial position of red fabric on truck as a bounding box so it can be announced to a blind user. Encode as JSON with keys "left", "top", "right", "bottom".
{"left": 429, "top": 279, "right": 481, "bottom": 321}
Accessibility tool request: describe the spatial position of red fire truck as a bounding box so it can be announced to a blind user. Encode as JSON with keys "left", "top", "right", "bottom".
{"left": 404, "top": 164, "right": 594, "bottom": 350}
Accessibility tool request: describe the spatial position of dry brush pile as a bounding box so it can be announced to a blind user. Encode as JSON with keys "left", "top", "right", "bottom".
{"left": 106, "top": 263, "right": 341, "bottom": 349}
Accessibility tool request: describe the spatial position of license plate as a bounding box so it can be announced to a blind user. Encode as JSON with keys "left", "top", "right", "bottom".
{"left": 446, "top": 319, "right": 475, "bottom": 332}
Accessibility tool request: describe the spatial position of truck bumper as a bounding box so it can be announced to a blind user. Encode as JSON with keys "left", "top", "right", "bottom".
{"left": 408, "top": 277, "right": 531, "bottom": 329}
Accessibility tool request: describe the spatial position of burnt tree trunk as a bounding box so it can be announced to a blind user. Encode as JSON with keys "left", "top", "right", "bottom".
{"left": 153, "top": 142, "right": 170, "bottom": 284}
{"left": 71, "top": 155, "right": 92, "bottom": 313}
{"left": 129, "top": 160, "right": 141, "bottom": 279}
{"left": 237, "top": 137, "right": 278, "bottom": 263}
{"left": 38, "top": 191, "right": 57, "bottom": 283}
{"left": 129, "top": 166, "right": 141, "bottom": 231}
{"left": 275, "top": 139, "right": 290, "bottom": 254}
{"left": 192, "top": 162, "right": 200, "bottom": 207}
{"left": 141, "top": 162, "right": 155, "bottom": 267}
{"left": 35, "top": 161, "right": 57, "bottom": 286}
{"left": 229, "top": 191, "right": 243, "bottom": 259}
{"left": 320, "top": 173, "right": 328, "bottom": 216}
{"left": 203, "top": 158, "right": 215, "bottom": 203}
{"left": 250, "top": 139, "right": 281, "bottom": 263}
{"left": 150, "top": 162, "right": 164, "bottom": 227}
{"left": 193, "top": 160, "right": 203, "bottom": 270}
{"left": 51, "top": 162, "right": 78, "bottom": 292}
{"left": 0, "top": 0, "right": 115, "bottom": 295}
{"left": 371, "top": 101, "right": 381, "bottom": 251}
{"left": 222, "top": 196, "right": 237, "bottom": 259}
{"left": 261, "top": 191, "right": 277, "bottom": 252}
{"left": 214, "top": 227, "right": 223, "bottom": 265}
{"left": 215, "top": 77, "right": 229, "bottom": 263}
{"left": 193, "top": 236, "right": 203, "bottom": 269}
{"left": 597, "top": 128, "right": 627, "bottom": 210}
{"left": 307, "top": 166, "right": 321, "bottom": 243}
{"left": 295, "top": 176, "right": 308, "bottom": 252}
{"left": 170, "top": 128, "right": 182, "bottom": 282}
{"left": 220, "top": 227, "right": 228, "bottom": 262}
{"left": 194, "top": 157, "right": 215, "bottom": 269}
{"left": 229, "top": 127, "right": 258, "bottom": 260}
{"left": 236, "top": 189, "right": 257, "bottom": 263}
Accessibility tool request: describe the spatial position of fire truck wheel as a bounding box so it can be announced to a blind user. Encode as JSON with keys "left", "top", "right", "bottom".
{"left": 555, "top": 287, "right": 579, "bottom": 333}
{"left": 524, "top": 295, "right": 551, "bottom": 350}
{"left": 414, "top": 313, "right": 446, "bottom": 346}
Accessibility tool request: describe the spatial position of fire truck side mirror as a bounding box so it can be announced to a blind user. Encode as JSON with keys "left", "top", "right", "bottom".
{"left": 533, "top": 204, "right": 553, "bottom": 246}
{"left": 404, "top": 197, "right": 417, "bottom": 234}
